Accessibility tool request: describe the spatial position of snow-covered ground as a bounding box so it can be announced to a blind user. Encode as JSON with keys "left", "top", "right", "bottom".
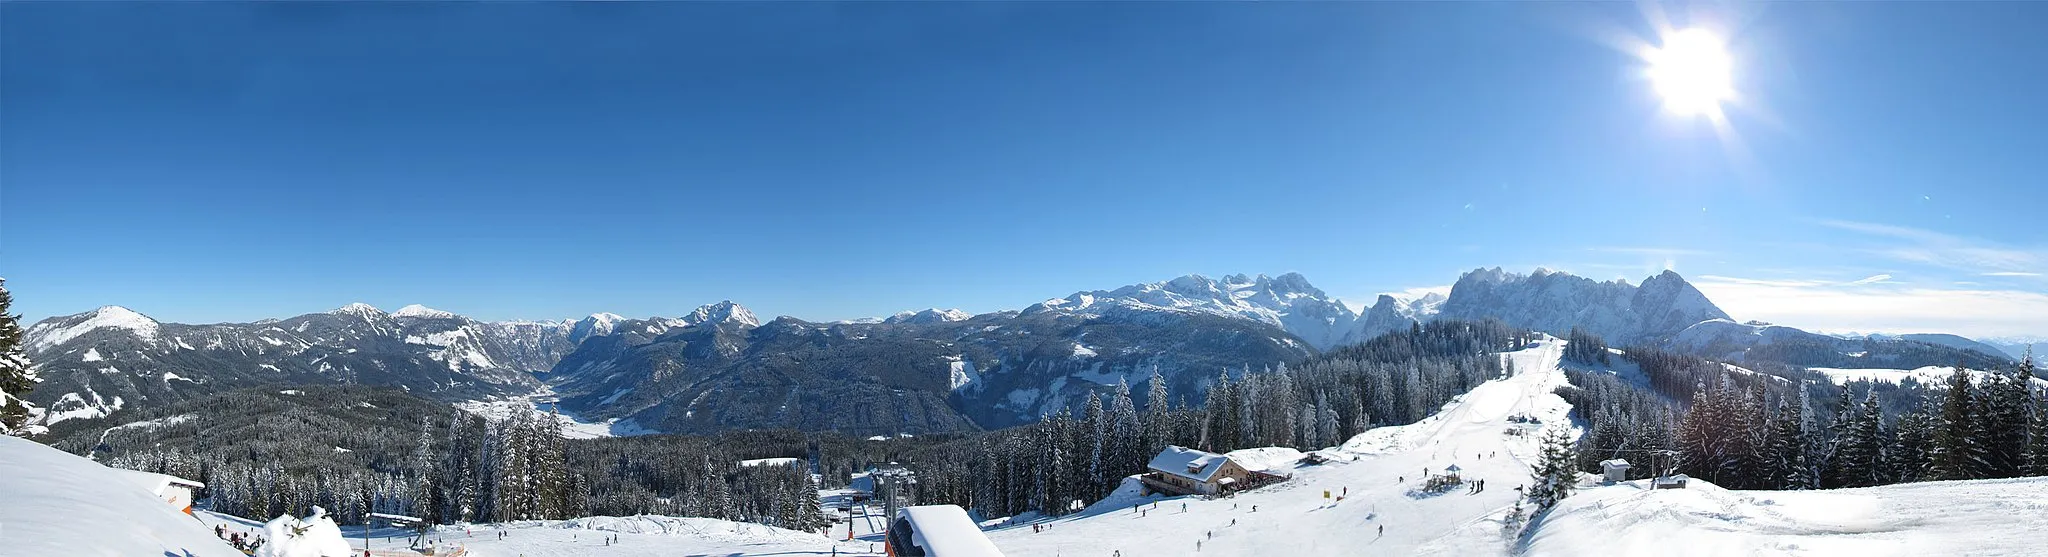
{"left": 0, "top": 435, "right": 242, "bottom": 557}
{"left": 984, "top": 336, "right": 1579, "bottom": 557}
{"left": 198, "top": 508, "right": 887, "bottom": 557}
{"left": 1812, "top": 365, "right": 2048, "bottom": 390}
{"left": 455, "top": 386, "right": 658, "bottom": 438}
{"left": 1526, "top": 476, "right": 2048, "bottom": 557}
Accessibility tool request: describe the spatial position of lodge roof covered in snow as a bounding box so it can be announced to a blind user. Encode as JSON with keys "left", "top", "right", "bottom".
{"left": 111, "top": 468, "right": 204, "bottom": 496}
{"left": 1147, "top": 445, "right": 1231, "bottom": 482}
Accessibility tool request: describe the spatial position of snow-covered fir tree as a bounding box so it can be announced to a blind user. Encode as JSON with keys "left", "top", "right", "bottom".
{"left": 1528, "top": 427, "right": 1579, "bottom": 510}
{"left": 0, "top": 278, "right": 40, "bottom": 436}
{"left": 1930, "top": 366, "right": 1989, "bottom": 481}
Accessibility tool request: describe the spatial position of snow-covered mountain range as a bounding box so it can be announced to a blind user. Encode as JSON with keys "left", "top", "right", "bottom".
{"left": 1024, "top": 272, "right": 1427, "bottom": 350}
{"left": 19, "top": 267, "right": 2017, "bottom": 434}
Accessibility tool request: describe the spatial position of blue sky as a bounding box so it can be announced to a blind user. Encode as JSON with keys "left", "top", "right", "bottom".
{"left": 3, "top": 2, "right": 2044, "bottom": 338}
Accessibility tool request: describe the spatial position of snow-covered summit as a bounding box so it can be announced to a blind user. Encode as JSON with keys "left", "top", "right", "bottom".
{"left": 885, "top": 308, "right": 975, "bottom": 324}
{"left": 1025, "top": 272, "right": 1404, "bottom": 350}
{"left": 1436, "top": 267, "right": 1730, "bottom": 345}
{"left": 327, "top": 302, "right": 386, "bottom": 319}
{"left": 25, "top": 305, "right": 161, "bottom": 351}
{"left": 392, "top": 304, "right": 459, "bottom": 319}
{"left": 682, "top": 301, "right": 760, "bottom": 328}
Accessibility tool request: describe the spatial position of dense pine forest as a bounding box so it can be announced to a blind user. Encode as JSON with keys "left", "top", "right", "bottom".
{"left": 1556, "top": 331, "right": 2048, "bottom": 490}
{"left": 48, "top": 385, "right": 944, "bottom": 530}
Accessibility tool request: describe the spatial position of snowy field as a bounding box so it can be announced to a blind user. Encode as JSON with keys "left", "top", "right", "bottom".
{"left": 1527, "top": 476, "right": 2048, "bottom": 557}
{"left": 1812, "top": 366, "right": 2048, "bottom": 390}
{"left": 455, "top": 386, "right": 658, "bottom": 438}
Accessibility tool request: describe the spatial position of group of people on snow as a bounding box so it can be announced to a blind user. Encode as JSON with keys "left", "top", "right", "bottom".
{"left": 212, "top": 524, "right": 264, "bottom": 552}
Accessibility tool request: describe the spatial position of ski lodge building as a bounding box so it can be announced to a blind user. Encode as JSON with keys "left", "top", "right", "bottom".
{"left": 1140, "top": 446, "right": 1285, "bottom": 496}
{"left": 112, "top": 468, "right": 204, "bottom": 515}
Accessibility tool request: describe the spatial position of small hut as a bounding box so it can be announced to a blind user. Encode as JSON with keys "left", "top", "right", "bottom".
{"left": 1600, "top": 459, "right": 1631, "bottom": 483}
{"left": 112, "top": 469, "right": 204, "bottom": 514}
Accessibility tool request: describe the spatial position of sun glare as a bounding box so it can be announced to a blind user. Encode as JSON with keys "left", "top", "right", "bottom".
{"left": 1645, "top": 28, "right": 1734, "bottom": 117}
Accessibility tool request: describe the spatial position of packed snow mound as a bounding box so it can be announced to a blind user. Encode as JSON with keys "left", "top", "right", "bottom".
{"left": 257, "top": 506, "right": 353, "bottom": 557}
{"left": 0, "top": 435, "right": 242, "bottom": 557}
{"left": 1524, "top": 476, "right": 2048, "bottom": 557}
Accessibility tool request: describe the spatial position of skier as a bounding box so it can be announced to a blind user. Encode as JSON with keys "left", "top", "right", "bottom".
{"left": 1251, "top": 505, "right": 1257, "bottom": 512}
{"left": 1182, "top": 503, "right": 1188, "bottom": 513}
{"left": 1231, "top": 519, "right": 1237, "bottom": 526}
{"left": 1378, "top": 524, "right": 1384, "bottom": 536}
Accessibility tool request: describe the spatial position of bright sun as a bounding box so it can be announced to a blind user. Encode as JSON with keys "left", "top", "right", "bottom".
{"left": 1645, "top": 28, "right": 1734, "bottom": 117}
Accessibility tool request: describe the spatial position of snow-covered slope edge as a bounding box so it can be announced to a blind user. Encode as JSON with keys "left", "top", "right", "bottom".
{"left": 0, "top": 435, "right": 242, "bottom": 557}
{"left": 1523, "top": 476, "right": 2048, "bottom": 557}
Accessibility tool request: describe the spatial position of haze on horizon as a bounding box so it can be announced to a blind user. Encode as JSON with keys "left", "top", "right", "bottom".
{"left": 2, "top": 2, "right": 2042, "bottom": 339}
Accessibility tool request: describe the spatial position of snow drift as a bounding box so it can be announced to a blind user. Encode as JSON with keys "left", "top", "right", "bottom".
{"left": 1524, "top": 476, "right": 2048, "bottom": 557}
{"left": 0, "top": 434, "right": 242, "bottom": 557}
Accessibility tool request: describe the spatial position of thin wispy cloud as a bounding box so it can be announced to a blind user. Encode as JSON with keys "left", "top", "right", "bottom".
{"left": 1822, "top": 220, "right": 2046, "bottom": 275}
{"left": 1694, "top": 274, "right": 2048, "bottom": 338}
{"left": 1984, "top": 272, "right": 2044, "bottom": 277}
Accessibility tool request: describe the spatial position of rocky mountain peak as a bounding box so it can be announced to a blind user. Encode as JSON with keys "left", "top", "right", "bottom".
{"left": 683, "top": 301, "right": 760, "bottom": 328}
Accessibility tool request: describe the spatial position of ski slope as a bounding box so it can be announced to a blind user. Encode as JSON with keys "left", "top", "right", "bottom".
{"left": 199, "top": 509, "right": 888, "bottom": 557}
{"left": 1526, "top": 476, "right": 2048, "bottom": 557}
{"left": 0, "top": 435, "right": 243, "bottom": 557}
{"left": 985, "top": 336, "right": 1579, "bottom": 557}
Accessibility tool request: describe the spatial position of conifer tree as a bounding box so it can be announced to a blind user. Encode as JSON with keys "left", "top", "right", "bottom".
{"left": 409, "top": 416, "right": 442, "bottom": 523}
{"left": 1081, "top": 393, "right": 1106, "bottom": 495}
{"left": 1110, "top": 378, "right": 1141, "bottom": 474}
{"left": 1980, "top": 358, "right": 2034, "bottom": 477}
{"left": 1930, "top": 366, "right": 1988, "bottom": 480}
{"left": 1890, "top": 405, "right": 1937, "bottom": 483}
{"left": 1768, "top": 399, "right": 1817, "bottom": 490}
{"left": 1143, "top": 371, "right": 1170, "bottom": 452}
{"left": 1829, "top": 391, "right": 1888, "bottom": 488}
{"left": 1528, "top": 427, "right": 1579, "bottom": 510}
{"left": 2024, "top": 388, "right": 2048, "bottom": 477}
{"left": 0, "top": 278, "right": 40, "bottom": 436}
